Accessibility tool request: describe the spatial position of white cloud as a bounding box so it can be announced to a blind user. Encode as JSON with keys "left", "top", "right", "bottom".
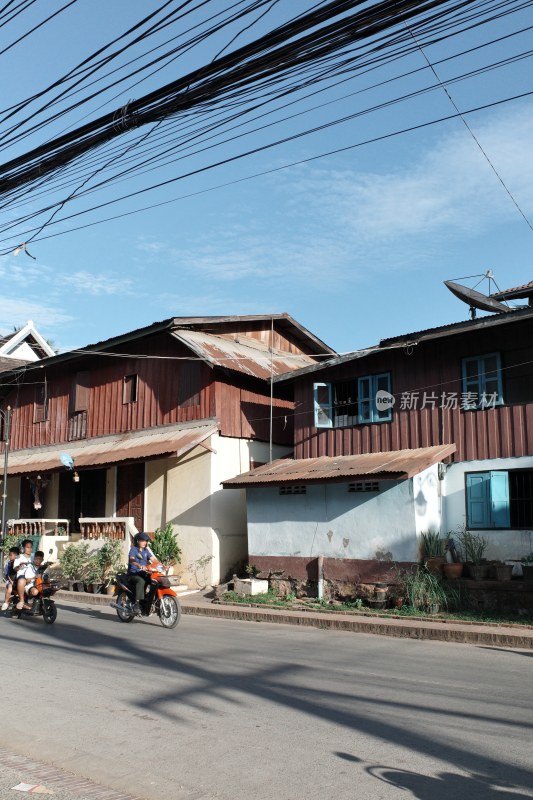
{"left": 0, "top": 298, "right": 72, "bottom": 332}
{"left": 291, "top": 105, "right": 533, "bottom": 243}
{"left": 135, "top": 105, "right": 533, "bottom": 289}
{"left": 62, "top": 271, "right": 133, "bottom": 295}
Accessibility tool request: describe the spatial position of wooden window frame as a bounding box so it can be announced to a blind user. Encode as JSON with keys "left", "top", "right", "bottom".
{"left": 33, "top": 379, "right": 48, "bottom": 423}
{"left": 313, "top": 373, "right": 392, "bottom": 429}
{"left": 123, "top": 374, "right": 138, "bottom": 404}
{"left": 461, "top": 352, "right": 503, "bottom": 410}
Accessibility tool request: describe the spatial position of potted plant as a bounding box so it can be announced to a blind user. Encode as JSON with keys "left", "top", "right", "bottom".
{"left": 85, "top": 558, "right": 103, "bottom": 594}
{"left": 404, "top": 568, "right": 449, "bottom": 614}
{"left": 58, "top": 542, "right": 90, "bottom": 591}
{"left": 151, "top": 523, "right": 181, "bottom": 575}
{"left": 457, "top": 530, "right": 489, "bottom": 580}
{"left": 420, "top": 530, "right": 447, "bottom": 575}
{"left": 493, "top": 562, "right": 513, "bottom": 581}
{"left": 520, "top": 553, "right": 533, "bottom": 580}
{"left": 95, "top": 539, "right": 124, "bottom": 594}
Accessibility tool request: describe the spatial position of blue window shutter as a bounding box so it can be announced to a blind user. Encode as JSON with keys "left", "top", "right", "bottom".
{"left": 462, "top": 357, "right": 480, "bottom": 408}
{"left": 489, "top": 471, "right": 510, "bottom": 528}
{"left": 466, "top": 473, "right": 490, "bottom": 528}
{"left": 357, "top": 376, "right": 372, "bottom": 423}
{"left": 374, "top": 373, "right": 392, "bottom": 422}
{"left": 313, "top": 382, "right": 333, "bottom": 428}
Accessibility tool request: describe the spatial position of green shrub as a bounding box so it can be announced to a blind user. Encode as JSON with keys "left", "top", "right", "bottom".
{"left": 457, "top": 530, "right": 488, "bottom": 565}
{"left": 58, "top": 542, "right": 90, "bottom": 582}
{"left": 420, "top": 530, "right": 447, "bottom": 558}
{"left": 151, "top": 523, "right": 181, "bottom": 565}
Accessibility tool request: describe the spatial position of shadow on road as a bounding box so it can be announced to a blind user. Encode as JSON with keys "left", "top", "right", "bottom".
{"left": 3, "top": 605, "right": 532, "bottom": 798}
{"left": 362, "top": 764, "right": 531, "bottom": 799}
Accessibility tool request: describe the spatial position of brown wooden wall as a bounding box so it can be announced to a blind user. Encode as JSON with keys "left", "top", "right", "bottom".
{"left": 293, "top": 318, "right": 533, "bottom": 462}
{"left": 3, "top": 327, "right": 297, "bottom": 451}
{"left": 215, "top": 378, "right": 294, "bottom": 445}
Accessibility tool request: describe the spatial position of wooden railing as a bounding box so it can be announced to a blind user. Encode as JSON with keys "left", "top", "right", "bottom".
{"left": 79, "top": 517, "right": 137, "bottom": 542}
{"left": 7, "top": 519, "right": 70, "bottom": 537}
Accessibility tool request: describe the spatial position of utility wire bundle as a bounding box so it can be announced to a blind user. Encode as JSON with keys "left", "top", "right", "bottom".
{"left": 0, "top": 0, "right": 531, "bottom": 251}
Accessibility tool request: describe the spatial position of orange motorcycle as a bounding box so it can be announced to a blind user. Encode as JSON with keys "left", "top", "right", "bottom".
{"left": 5, "top": 565, "right": 59, "bottom": 624}
{"left": 112, "top": 562, "right": 181, "bottom": 629}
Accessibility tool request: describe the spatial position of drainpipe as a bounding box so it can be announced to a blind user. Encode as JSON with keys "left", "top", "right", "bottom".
{"left": 317, "top": 555, "right": 324, "bottom": 600}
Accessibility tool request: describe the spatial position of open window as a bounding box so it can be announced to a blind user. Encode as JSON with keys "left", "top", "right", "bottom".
{"left": 313, "top": 373, "right": 392, "bottom": 428}
{"left": 123, "top": 374, "right": 138, "bottom": 404}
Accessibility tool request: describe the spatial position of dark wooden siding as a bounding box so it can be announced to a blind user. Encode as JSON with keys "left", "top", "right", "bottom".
{"left": 215, "top": 377, "right": 294, "bottom": 445}
{"left": 294, "top": 319, "right": 533, "bottom": 462}
{"left": 4, "top": 327, "right": 296, "bottom": 451}
{"left": 5, "top": 333, "right": 215, "bottom": 450}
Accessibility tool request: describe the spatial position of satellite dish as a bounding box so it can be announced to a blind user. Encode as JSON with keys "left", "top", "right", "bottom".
{"left": 60, "top": 452, "right": 74, "bottom": 470}
{"left": 444, "top": 279, "right": 511, "bottom": 319}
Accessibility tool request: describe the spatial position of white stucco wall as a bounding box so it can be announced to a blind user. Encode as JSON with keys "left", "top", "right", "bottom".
{"left": 443, "top": 456, "right": 533, "bottom": 560}
{"left": 246, "top": 467, "right": 441, "bottom": 563}
{"left": 144, "top": 435, "right": 291, "bottom": 586}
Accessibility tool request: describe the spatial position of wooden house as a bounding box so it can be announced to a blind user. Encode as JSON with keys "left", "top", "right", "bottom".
{"left": 0, "top": 315, "right": 333, "bottom": 585}
{"left": 224, "top": 298, "right": 533, "bottom": 583}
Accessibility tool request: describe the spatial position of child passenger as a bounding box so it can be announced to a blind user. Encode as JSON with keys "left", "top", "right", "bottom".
{"left": 2, "top": 546, "right": 20, "bottom": 611}
{"left": 14, "top": 539, "right": 34, "bottom": 610}
{"left": 24, "top": 550, "right": 45, "bottom": 602}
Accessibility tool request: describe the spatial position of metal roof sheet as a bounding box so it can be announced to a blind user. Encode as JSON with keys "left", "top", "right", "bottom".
{"left": 6, "top": 420, "right": 218, "bottom": 475}
{"left": 491, "top": 280, "right": 533, "bottom": 300}
{"left": 223, "top": 444, "right": 456, "bottom": 487}
{"left": 172, "top": 329, "right": 318, "bottom": 379}
{"left": 379, "top": 305, "right": 533, "bottom": 347}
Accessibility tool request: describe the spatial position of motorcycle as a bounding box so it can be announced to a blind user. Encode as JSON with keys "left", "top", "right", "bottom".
{"left": 5, "top": 565, "right": 59, "bottom": 624}
{"left": 112, "top": 562, "right": 181, "bottom": 629}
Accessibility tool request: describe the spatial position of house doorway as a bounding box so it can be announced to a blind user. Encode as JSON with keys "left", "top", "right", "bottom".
{"left": 116, "top": 463, "right": 145, "bottom": 532}
{"left": 58, "top": 469, "right": 106, "bottom": 532}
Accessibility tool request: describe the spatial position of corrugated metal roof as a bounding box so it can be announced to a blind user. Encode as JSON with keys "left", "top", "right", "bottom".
{"left": 491, "top": 280, "right": 533, "bottom": 300}
{"left": 223, "top": 444, "right": 456, "bottom": 487}
{"left": 6, "top": 420, "right": 218, "bottom": 475}
{"left": 172, "top": 329, "right": 318, "bottom": 379}
{"left": 379, "top": 306, "right": 533, "bottom": 347}
{"left": 0, "top": 356, "right": 31, "bottom": 373}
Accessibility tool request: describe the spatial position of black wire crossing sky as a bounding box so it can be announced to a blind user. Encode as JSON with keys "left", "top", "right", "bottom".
{"left": 0, "top": 0, "right": 531, "bottom": 253}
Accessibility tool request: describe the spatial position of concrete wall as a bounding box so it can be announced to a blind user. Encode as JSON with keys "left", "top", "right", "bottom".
{"left": 248, "top": 478, "right": 415, "bottom": 563}
{"left": 6, "top": 476, "right": 20, "bottom": 519}
{"left": 443, "top": 456, "right": 533, "bottom": 560}
{"left": 144, "top": 435, "right": 291, "bottom": 586}
{"left": 413, "top": 464, "right": 442, "bottom": 558}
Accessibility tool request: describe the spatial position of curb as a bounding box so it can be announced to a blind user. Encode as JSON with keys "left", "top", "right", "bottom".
{"left": 51, "top": 592, "right": 533, "bottom": 648}
{"left": 181, "top": 602, "right": 533, "bottom": 649}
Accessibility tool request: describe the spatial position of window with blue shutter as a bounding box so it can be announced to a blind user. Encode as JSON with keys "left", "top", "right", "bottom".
{"left": 461, "top": 353, "right": 503, "bottom": 409}
{"left": 313, "top": 374, "right": 392, "bottom": 428}
{"left": 313, "top": 382, "right": 333, "bottom": 428}
{"left": 466, "top": 471, "right": 510, "bottom": 528}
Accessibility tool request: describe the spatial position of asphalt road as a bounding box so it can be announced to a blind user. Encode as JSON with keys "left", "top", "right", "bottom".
{"left": 1, "top": 601, "right": 532, "bottom": 800}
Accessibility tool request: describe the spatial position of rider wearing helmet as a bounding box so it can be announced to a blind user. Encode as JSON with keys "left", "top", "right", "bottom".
{"left": 128, "top": 533, "right": 156, "bottom": 614}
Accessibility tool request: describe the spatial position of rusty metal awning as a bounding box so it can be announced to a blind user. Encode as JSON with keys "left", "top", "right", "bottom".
{"left": 6, "top": 420, "right": 219, "bottom": 475}
{"left": 171, "top": 329, "right": 317, "bottom": 379}
{"left": 223, "top": 444, "right": 456, "bottom": 487}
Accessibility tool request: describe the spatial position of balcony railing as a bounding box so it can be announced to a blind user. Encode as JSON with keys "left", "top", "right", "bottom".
{"left": 7, "top": 519, "right": 70, "bottom": 537}
{"left": 79, "top": 517, "right": 137, "bottom": 542}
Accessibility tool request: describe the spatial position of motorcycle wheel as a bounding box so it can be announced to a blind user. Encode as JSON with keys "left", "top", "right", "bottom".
{"left": 42, "top": 600, "right": 57, "bottom": 625}
{"left": 158, "top": 595, "right": 181, "bottom": 629}
{"left": 116, "top": 591, "right": 135, "bottom": 623}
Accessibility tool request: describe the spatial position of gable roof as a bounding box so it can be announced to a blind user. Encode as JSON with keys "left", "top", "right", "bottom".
{"left": 0, "top": 320, "right": 55, "bottom": 363}
{"left": 171, "top": 329, "right": 319, "bottom": 379}
{"left": 0, "top": 314, "right": 333, "bottom": 378}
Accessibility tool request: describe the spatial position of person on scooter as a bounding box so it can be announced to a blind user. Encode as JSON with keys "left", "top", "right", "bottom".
{"left": 128, "top": 533, "right": 156, "bottom": 615}
{"left": 24, "top": 550, "right": 45, "bottom": 609}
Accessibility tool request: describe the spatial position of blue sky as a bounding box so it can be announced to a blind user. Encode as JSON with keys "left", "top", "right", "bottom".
{"left": 0, "top": 1, "right": 532, "bottom": 355}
